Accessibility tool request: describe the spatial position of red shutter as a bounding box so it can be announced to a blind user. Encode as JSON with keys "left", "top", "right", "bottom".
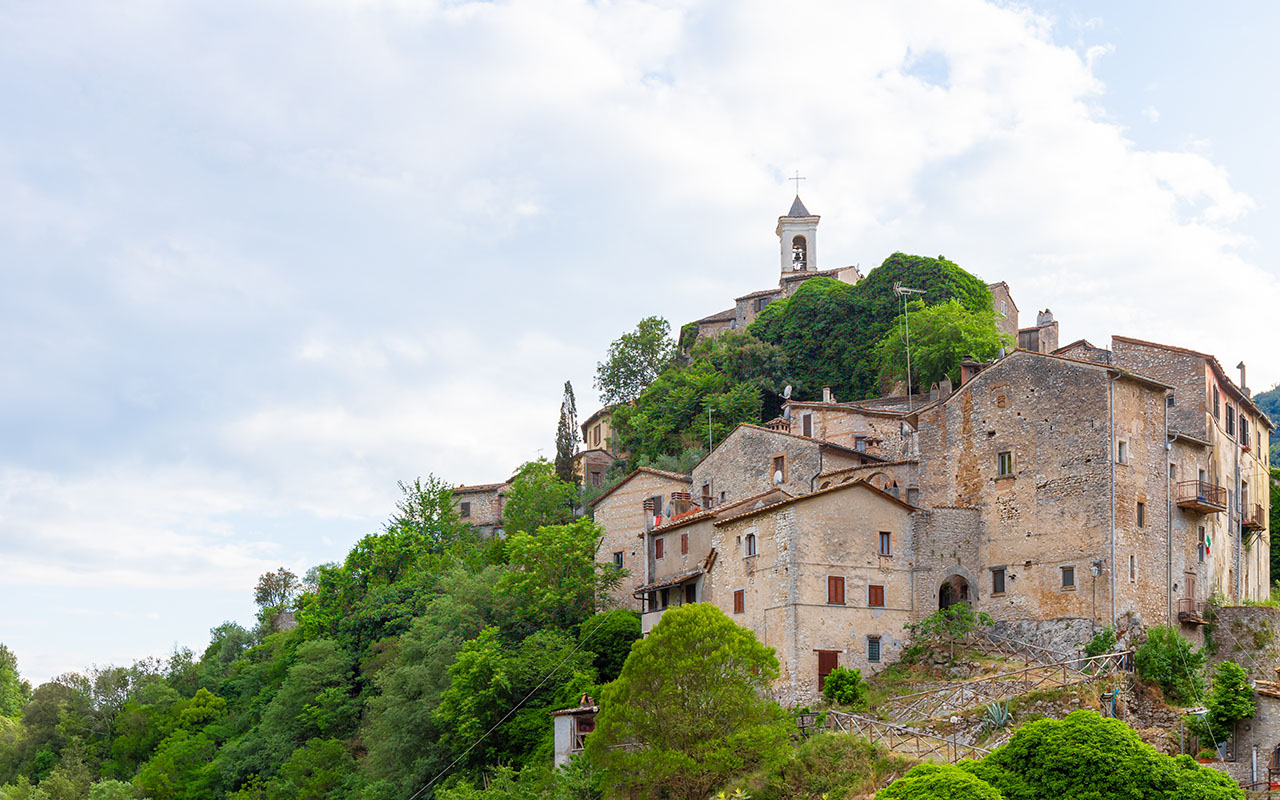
{"left": 734, "top": 589, "right": 745, "bottom": 614}
{"left": 681, "top": 533, "right": 689, "bottom": 555}
{"left": 655, "top": 538, "right": 664, "bottom": 559}
{"left": 869, "top": 585, "right": 885, "bottom": 607}
{"left": 828, "top": 576, "right": 845, "bottom": 605}
{"left": 817, "top": 650, "right": 838, "bottom": 691}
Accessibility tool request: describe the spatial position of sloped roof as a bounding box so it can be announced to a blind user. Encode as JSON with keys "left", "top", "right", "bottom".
{"left": 587, "top": 467, "right": 692, "bottom": 508}
{"left": 787, "top": 195, "right": 811, "bottom": 217}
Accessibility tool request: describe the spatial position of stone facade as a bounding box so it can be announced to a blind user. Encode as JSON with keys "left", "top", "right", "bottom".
{"left": 988, "top": 281, "right": 1019, "bottom": 340}
{"left": 785, "top": 400, "right": 918, "bottom": 462}
{"left": 589, "top": 467, "right": 693, "bottom": 611}
{"left": 1017, "top": 309, "right": 1059, "bottom": 353}
{"left": 707, "top": 482, "right": 916, "bottom": 705}
{"left": 691, "top": 423, "right": 879, "bottom": 509}
{"left": 453, "top": 480, "right": 510, "bottom": 537}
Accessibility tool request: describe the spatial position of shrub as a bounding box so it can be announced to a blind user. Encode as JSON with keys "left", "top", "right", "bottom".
{"left": 1084, "top": 626, "right": 1117, "bottom": 658}
{"left": 822, "top": 666, "right": 868, "bottom": 710}
{"left": 876, "top": 763, "right": 1003, "bottom": 800}
{"left": 1187, "top": 661, "right": 1256, "bottom": 748}
{"left": 904, "top": 602, "right": 993, "bottom": 662}
{"left": 1134, "top": 626, "right": 1205, "bottom": 705}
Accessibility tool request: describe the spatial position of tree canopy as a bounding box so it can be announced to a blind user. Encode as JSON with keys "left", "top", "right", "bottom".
{"left": 594, "top": 316, "right": 676, "bottom": 406}
{"left": 873, "top": 298, "right": 1014, "bottom": 393}
{"left": 586, "top": 603, "right": 792, "bottom": 800}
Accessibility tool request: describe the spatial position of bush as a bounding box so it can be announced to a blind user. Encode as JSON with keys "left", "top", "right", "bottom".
{"left": 1083, "top": 626, "right": 1117, "bottom": 658}
{"left": 1134, "top": 626, "right": 1205, "bottom": 705}
{"left": 1187, "top": 661, "right": 1256, "bottom": 748}
{"left": 876, "top": 764, "right": 1003, "bottom": 800}
{"left": 821, "top": 666, "right": 868, "bottom": 710}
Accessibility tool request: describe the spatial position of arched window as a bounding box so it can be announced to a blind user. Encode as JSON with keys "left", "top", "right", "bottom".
{"left": 745, "top": 533, "right": 757, "bottom": 557}
{"left": 791, "top": 236, "right": 807, "bottom": 270}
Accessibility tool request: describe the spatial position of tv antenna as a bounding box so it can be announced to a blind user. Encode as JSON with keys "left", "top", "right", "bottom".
{"left": 893, "top": 282, "right": 926, "bottom": 411}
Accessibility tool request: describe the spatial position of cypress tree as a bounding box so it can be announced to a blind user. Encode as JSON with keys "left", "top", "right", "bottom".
{"left": 554, "top": 381, "right": 580, "bottom": 483}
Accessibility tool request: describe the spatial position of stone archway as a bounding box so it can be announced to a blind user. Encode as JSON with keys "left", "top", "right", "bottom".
{"left": 938, "top": 574, "right": 971, "bottom": 609}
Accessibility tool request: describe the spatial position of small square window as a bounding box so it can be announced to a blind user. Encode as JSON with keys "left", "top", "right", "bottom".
{"left": 612, "top": 551, "right": 623, "bottom": 569}
{"left": 591, "top": 471, "right": 602, "bottom": 486}
{"left": 879, "top": 531, "right": 892, "bottom": 556}
{"left": 1136, "top": 502, "right": 1145, "bottom": 528}
{"left": 868, "top": 585, "right": 885, "bottom": 607}
{"left": 868, "top": 636, "right": 882, "bottom": 663}
{"left": 997, "top": 451, "right": 1013, "bottom": 476}
{"left": 991, "top": 567, "right": 1006, "bottom": 595}
{"left": 460, "top": 502, "right": 471, "bottom": 518}
{"left": 733, "top": 589, "right": 745, "bottom": 614}
{"left": 1061, "top": 566, "right": 1075, "bottom": 588}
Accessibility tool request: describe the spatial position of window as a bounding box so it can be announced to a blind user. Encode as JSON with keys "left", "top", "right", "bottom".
{"left": 701, "top": 483, "right": 712, "bottom": 508}
{"left": 1227, "top": 406, "right": 1236, "bottom": 437}
{"left": 802, "top": 414, "right": 812, "bottom": 438}
{"left": 1061, "top": 566, "right": 1075, "bottom": 588}
{"left": 1000, "top": 300, "right": 1007, "bottom": 316}
{"left": 997, "top": 451, "right": 1013, "bottom": 476}
{"left": 745, "top": 533, "right": 757, "bottom": 557}
{"left": 1198, "top": 526, "right": 1207, "bottom": 562}
{"left": 828, "top": 576, "right": 846, "bottom": 605}
{"left": 906, "top": 487, "right": 920, "bottom": 505}
{"left": 868, "top": 636, "right": 882, "bottom": 662}
{"left": 684, "top": 583, "right": 696, "bottom": 604}
{"left": 1167, "top": 390, "right": 1175, "bottom": 407}
{"left": 719, "top": 491, "right": 726, "bottom": 503}
{"left": 817, "top": 650, "right": 838, "bottom": 690}
{"left": 1137, "top": 501, "right": 1145, "bottom": 528}
{"left": 612, "top": 551, "right": 623, "bottom": 569}
{"left": 1241, "top": 416, "right": 1251, "bottom": 447}
{"left": 733, "top": 589, "right": 745, "bottom": 614}
{"left": 681, "top": 533, "right": 688, "bottom": 555}
{"left": 1116, "top": 440, "right": 1127, "bottom": 464}
{"left": 1129, "top": 554, "right": 1136, "bottom": 583}
{"left": 593, "top": 424, "right": 602, "bottom": 447}
{"left": 591, "top": 471, "right": 602, "bottom": 486}
{"left": 460, "top": 502, "right": 471, "bottom": 518}
{"left": 879, "top": 531, "right": 892, "bottom": 556}
{"left": 655, "top": 537, "right": 664, "bottom": 560}
{"left": 992, "top": 567, "right": 1006, "bottom": 595}
{"left": 1213, "top": 387, "right": 1221, "bottom": 419}
{"left": 771, "top": 455, "right": 786, "bottom": 483}
{"left": 854, "top": 436, "right": 867, "bottom": 452}
{"left": 868, "top": 585, "right": 885, "bottom": 607}
{"left": 1170, "top": 463, "right": 1177, "bottom": 480}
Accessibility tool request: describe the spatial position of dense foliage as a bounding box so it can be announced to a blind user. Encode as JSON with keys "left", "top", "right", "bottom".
{"left": 554, "top": 381, "right": 579, "bottom": 484}
{"left": 1187, "top": 661, "right": 1256, "bottom": 748}
{"left": 821, "top": 666, "right": 868, "bottom": 710}
{"left": 878, "top": 711, "right": 1243, "bottom": 800}
{"left": 751, "top": 253, "right": 994, "bottom": 401}
{"left": 1134, "top": 625, "right": 1206, "bottom": 705}
{"left": 586, "top": 604, "right": 792, "bottom": 800}
{"left": 872, "top": 299, "right": 1014, "bottom": 392}
{"left": 905, "top": 602, "right": 993, "bottom": 662}
{"left": 594, "top": 316, "right": 676, "bottom": 406}
{"left": 0, "top": 471, "right": 640, "bottom": 800}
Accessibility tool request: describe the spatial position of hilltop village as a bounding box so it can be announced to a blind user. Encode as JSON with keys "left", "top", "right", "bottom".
{"left": 455, "top": 196, "right": 1274, "bottom": 706}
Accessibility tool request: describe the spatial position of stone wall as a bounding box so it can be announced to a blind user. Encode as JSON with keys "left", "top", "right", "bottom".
{"left": 1209, "top": 606, "right": 1280, "bottom": 682}
{"left": 786, "top": 402, "right": 917, "bottom": 462}
{"left": 454, "top": 483, "right": 507, "bottom": 536}
{"left": 592, "top": 469, "right": 691, "bottom": 611}
{"left": 692, "top": 424, "right": 826, "bottom": 507}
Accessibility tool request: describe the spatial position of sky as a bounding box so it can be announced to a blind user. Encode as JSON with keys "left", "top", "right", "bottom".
{"left": 2, "top": 0, "right": 1278, "bottom": 684}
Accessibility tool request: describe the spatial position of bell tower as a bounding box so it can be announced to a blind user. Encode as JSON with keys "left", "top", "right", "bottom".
{"left": 777, "top": 194, "right": 820, "bottom": 277}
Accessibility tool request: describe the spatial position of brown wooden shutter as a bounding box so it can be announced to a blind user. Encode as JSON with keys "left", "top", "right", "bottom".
{"left": 828, "top": 576, "right": 845, "bottom": 605}
{"left": 655, "top": 538, "right": 664, "bottom": 559}
{"left": 868, "top": 585, "right": 885, "bottom": 607}
{"left": 681, "top": 533, "right": 688, "bottom": 555}
{"left": 733, "top": 589, "right": 745, "bottom": 614}
{"left": 817, "top": 650, "right": 838, "bottom": 691}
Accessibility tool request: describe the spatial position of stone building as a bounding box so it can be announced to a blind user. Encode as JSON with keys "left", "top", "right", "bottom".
{"left": 589, "top": 467, "right": 693, "bottom": 611}
{"left": 452, "top": 478, "right": 513, "bottom": 538}
{"left": 1018, "top": 309, "right": 1060, "bottom": 353}
{"left": 574, "top": 405, "right": 624, "bottom": 488}
{"left": 988, "top": 281, "right": 1019, "bottom": 340}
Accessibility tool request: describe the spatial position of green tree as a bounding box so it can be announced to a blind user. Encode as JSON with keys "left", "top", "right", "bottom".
{"left": 501, "top": 460, "right": 576, "bottom": 536}
{"left": 554, "top": 381, "right": 580, "bottom": 485}
{"left": 0, "top": 646, "right": 29, "bottom": 718}
{"left": 876, "top": 763, "right": 1004, "bottom": 800}
{"left": 499, "top": 519, "right": 619, "bottom": 631}
{"left": 959, "top": 710, "right": 1241, "bottom": 800}
{"left": 1135, "top": 626, "right": 1205, "bottom": 705}
{"left": 821, "top": 666, "right": 868, "bottom": 710}
{"left": 594, "top": 316, "right": 676, "bottom": 405}
{"left": 88, "top": 780, "right": 139, "bottom": 800}
{"left": 255, "top": 568, "right": 301, "bottom": 617}
{"left": 587, "top": 603, "right": 792, "bottom": 800}
{"left": 872, "top": 298, "right": 1014, "bottom": 393}
{"left": 269, "top": 738, "right": 355, "bottom": 800}
{"left": 1188, "top": 661, "right": 1256, "bottom": 748}
{"left": 578, "top": 610, "right": 641, "bottom": 683}
{"left": 904, "top": 602, "right": 993, "bottom": 662}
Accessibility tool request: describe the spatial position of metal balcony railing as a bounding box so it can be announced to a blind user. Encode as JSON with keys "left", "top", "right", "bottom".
{"left": 1178, "top": 598, "right": 1208, "bottom": 623}
{"left": 1243, "top": 503, "right": 1266, "bottom": 531}
{"left": 1175, "top": 480, "right": 1227, "bottom": 513}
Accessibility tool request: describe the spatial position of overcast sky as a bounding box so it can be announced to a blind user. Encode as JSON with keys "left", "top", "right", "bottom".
{"left": 3, "top": 0, "right": 1277, "bottom": 684}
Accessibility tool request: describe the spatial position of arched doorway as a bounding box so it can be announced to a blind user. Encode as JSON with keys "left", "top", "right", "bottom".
{"left": 938, "top": 575, "right": 971, "bottom": 609}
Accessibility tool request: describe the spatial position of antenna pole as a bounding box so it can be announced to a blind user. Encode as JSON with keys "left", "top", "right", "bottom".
{"left": 893, "top": 283, "right": 926, "bottom": 411}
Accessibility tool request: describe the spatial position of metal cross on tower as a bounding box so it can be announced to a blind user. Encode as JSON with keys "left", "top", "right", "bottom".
{"left": 790, "top": 170, "right": 805, "bottom": 194}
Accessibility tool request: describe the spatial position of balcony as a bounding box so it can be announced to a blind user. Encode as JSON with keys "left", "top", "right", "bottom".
{"left": 1175, "top": 480, "right": 1227, "bottom": 514}
{"left": 1177, "top": 598, "right": 1209, "bottom": 625}
{"left": 1243, "top": 503, "right": 1266, "bottom": 531}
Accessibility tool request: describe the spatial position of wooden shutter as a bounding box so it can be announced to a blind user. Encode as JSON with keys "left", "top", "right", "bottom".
{"left": 681, "top": 533, "right": 688, "bottom": 555}
{"left": 655, "top": 538, "right": 664, "bottom": 559}
{"left": 868, "top": 585, "right": 885, "bottom": 607}
{"left": 733, "top": 589, "right": 745, "bottom": 614}
{"left": 817, "top": 650, "right": 838, "bottom": 691}
{"left": 827, "top": 576, "right": 845, "bottom": 605}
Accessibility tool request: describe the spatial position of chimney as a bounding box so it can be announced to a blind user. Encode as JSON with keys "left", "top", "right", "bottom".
{"left": 822, "top": 386, "right": 834, "bottom": 403}
{"left": 959, "top": 360, "right": 984, "bottom": 386}
{"left": 1238, "top": 361, "right": 1248, "bottom": 396}
{"left": 1037, "top": 308, "right": 1055, "bottom": 327}
{"left": 939, "top": 378, "right": 953, "bottom": 400}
